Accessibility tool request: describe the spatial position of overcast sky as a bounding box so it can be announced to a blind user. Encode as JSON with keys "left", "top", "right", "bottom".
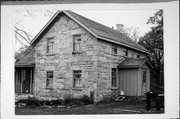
{"left": 14, "top": 9, "right": 157, "bottom": 51}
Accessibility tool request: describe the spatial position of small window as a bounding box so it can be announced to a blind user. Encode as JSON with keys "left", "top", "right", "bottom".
{"left": 142, "top": 69, "right": 147, "bottom": 84}
{"left": 46, "top": 71, "right": 53, "bottom": 88}
{"left": 137, "top": 54, "right": 140, "bottom": 58}
{"left": 73, "top": 34, "right": 82, "bottom": 52}
{"left": 123, "top": 49, "right": 128, "bottom": 57}
{"left": 73, "top": 70, "right": 82, "bottom": 88}
{"left": 112, "top": 44, "right": 117, "bottom": 54}
{"left": 47, "top": 37, "right": 54, "bottom": 54}
{"left": 111, "top": 68, "right": 117, "bottom": 87}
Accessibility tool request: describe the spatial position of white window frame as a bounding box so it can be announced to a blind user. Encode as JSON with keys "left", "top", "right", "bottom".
{"left": 111, "top": 68, "right": 117, "bottom": 87}
{"left": 112, "top": 44, "right": 117, "bottom": 55}
{"left": 46, "top": 71, "right": 53, "bottom": 89}
{"left": 47, "top": 37, "right": 54, "bottom": 54}
{"left": 73, "top": 70, "right": 82, "bottom": 88}
{"left": 73, "top": 34, "right": 82, "bottom": 52}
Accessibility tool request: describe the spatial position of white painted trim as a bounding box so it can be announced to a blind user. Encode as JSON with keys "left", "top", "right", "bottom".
{"left": 30, "top": 11, "right": 61, "bottom": 44}
{"left": 63, "top": 11, "right": 98, "bottom": 38}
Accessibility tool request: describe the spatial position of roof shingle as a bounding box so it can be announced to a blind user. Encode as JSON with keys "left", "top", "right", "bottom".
{"left": 65, "top": 10, "right": 148, "bottom": 53}
{"left": 118, "top": 58, "right": 152, "bottom": 68}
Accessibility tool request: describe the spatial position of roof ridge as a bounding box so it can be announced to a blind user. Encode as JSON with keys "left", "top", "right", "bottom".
{"left": 30, "top": 10, "right": 148, "bottom": 54}
{"left": 66, "top": 10, "right": 147, "bottom": 53}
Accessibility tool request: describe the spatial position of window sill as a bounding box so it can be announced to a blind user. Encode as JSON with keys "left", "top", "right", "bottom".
{"left": 72, "top": 51, "right": 83, "bottom": 54}
{"left": 111, "top": 87, "right": 118, "bottom": 90}
{"left": 111, "top": 53, "right": 118, "bottom": 56}
{"left": 123, "top": 55, "right": 128, "bottom": 58}
{"left": 46, "top": 54, "right": 55, "bottom": 56}
{"left": 46, "top": 87, "right": 53, "bottom": 90}
{"left": 72, "top": 87, "right": 85, "bottom": 91}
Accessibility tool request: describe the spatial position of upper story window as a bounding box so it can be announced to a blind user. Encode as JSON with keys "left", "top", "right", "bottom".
{"left": 123, "top": 49, "right": 128, "bottom": 57}
{"left": 46, "top": 71, "right": 53, "bottom": 89}
{"left": 112, "top": 44, "right": 117, "bottom": 55}
{"left": 73, "top": 34, "right": 82, "bottom": 52}
{"left": 73, "top": 70, "right": 82, "bottom": 88}
{"left": 137, "top": 54, "right": 140, "bottom": 58}
{"left": 47, "top": 37, "right": 54, "bottom": 54}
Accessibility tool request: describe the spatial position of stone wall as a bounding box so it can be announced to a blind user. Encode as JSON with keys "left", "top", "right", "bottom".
{"left": 95, "top": 39, "right": 146, "bottom": 101}
{"left": 29, "top": 13, "right": 147, "bottom": 102}
{"left": 33, "top": 14, "right": 98, "bottom": 100}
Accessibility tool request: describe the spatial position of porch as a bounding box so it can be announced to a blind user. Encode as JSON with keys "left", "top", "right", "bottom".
{"left": 15, "top": 57, "right": 35, "bottom": 94}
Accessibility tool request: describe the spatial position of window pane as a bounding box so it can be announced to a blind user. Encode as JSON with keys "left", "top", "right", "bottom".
{"left": 112, "top": 68, "right": 117, "bottom": 87}
{"left": 73, "top": 35, "right": 81, "bottom": 51}
{"left": 112, "top": 44, "right": 117, "bottom": 54}
{"left": 73, "top": 71, "right": 82, "bottom": 87}
{"left": 47, "top": 38, "right": 54, "bottom": 54}
{"left": 47, "top": 72, "right": 53, "bottom": 78}
{"left": 74, "top": 35, "right": 81, "bottom": 42}
{"left": 47, "top": 71, "right": 53, "bottom": 88}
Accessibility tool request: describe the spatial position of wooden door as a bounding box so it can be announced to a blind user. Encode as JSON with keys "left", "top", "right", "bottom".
{"left": 118, "top": 68, "right": 138, "bottom": 96}
{"left": 141, "top": 68, "right": 147, "bottom": 95}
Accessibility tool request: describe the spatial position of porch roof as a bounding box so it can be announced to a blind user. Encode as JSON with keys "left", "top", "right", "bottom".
{"left": 117, "top": 58, "right": 153, "bottom": 69}
{"left": 15, "top": 58, "right": 35, "bottom": 68}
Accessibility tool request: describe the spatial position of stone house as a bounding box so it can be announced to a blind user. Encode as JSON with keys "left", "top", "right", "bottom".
{"left": 15, "top": 10, "right": 152, "bottom": 102}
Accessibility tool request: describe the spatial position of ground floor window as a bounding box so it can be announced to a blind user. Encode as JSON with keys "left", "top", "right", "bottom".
{"left": 73, "top": 70, "right": 82, "bottom": 88}
{"left": 111, "top": 68, "right": 117, "bottom": 87}
{"left": 46, "top": 71, "right": 53, "bottom": 88}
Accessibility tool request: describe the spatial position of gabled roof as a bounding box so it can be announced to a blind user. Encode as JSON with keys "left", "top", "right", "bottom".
{"left": 118, "top": 58, "right": 153, "bottom": 69}
{"left": 30, "top": 10, "right": 149, "bottom": 54}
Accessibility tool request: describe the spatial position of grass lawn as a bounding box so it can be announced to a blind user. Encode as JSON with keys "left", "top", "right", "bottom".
{"left": 15, "top": 101, "right": 164, "bottom": 115}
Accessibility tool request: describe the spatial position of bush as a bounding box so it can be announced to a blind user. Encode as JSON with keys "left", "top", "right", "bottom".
{"left": 96, "top": 95, "right": 116, "bottom": 104}
{"left": 64, "top": 97, "right": 82, "bottom": 106}
{"left": 80, "top": 95, "right": 94, "bottom": 105}
{"left": 63, "top": 95, "right": 93, "bottom": 106}
{"left": 16, "top": 97, "right": 41, "bottom": 107}
{"left": 16, "top": 95, "right": 93, "bottom": 107}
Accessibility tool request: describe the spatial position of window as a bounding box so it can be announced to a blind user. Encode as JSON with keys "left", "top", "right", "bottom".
{"left": 73, "top": 34, "right": 82, "bottom": 52}
{"left": 73, "top": 70, "right": 82, "bottom": 88}
{"left": 112, "top": 44, "right": 117, "bottom": 54}
{"left": 123, "top": 49, "right": 128, "bottom": 57}
{"left": 142, "top": 69, "right": 147, "bottom": 84}
{"left": 47, "top": 37, "right": 54, "bottom": 54}
{"left": 137, "top": 54, "right": 140, "bottom": 58}
{"left": 46, "top": 71, "right": 53, "bottom": 88}
{"left": 111, "top": 68, "right": 117, "bottom": 87}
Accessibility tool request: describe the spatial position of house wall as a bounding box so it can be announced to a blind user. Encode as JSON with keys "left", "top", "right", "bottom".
{"left": 26, "top": 13, "right": 148, "bottom": 101}
{"left": 33, "top": 14, "right": 99, "bottom": 100}
{"left": 95, "top": 39, "right": 147, "bottom": 101}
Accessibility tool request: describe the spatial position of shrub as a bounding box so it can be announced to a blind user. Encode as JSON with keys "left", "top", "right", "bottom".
{"left": 16, "top": 95, "right": 93, "bottom": 107}
{"left": 80, "top": 95, "right": 94, "bottom": 105}
{"left": 16, "top": 97, "right": 41, "bottom": 107}
{"left": 96, "top": 95, "right": 116, "bottom": 104}
{"left": 63, "top": 95, "right": 93, "bottom": 106}
{"left": 64, "top": 97, "right": 82, "bottom": 106}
